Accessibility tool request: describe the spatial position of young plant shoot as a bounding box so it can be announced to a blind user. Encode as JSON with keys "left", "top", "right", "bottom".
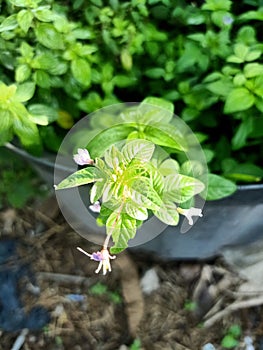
{"left": 55, "top": 136, "right": 205, "bottom": 275}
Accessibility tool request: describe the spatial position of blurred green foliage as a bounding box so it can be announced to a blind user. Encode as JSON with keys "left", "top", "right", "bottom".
{"left": 0, "top": 147, "right": 46, "bottom": 208}
{"left": 0, "top": 0, "right": 263, "bottom": 183}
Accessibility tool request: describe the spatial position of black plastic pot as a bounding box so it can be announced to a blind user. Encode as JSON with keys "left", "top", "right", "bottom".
{"left": 6, "top": 143, "right": 263, "bottom": 260}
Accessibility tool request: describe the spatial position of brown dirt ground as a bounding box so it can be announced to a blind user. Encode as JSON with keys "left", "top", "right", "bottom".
{"left": 0, "top": 196, "right": 263, "bottom": 350}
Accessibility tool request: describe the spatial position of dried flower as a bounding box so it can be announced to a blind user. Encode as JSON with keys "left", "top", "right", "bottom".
{"left": 177, "top": 207, "right": 203, "bottom": 225}
{"left": 77, "top": 247, "right": 116, "bottom": 275}
{"left": 89, "top": 201, "right": 101, "bottom": 213}
{"left": 73, "top": 148, "right": 94, "bottom": 165}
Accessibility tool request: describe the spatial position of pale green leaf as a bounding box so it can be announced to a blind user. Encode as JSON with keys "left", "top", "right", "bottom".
{"left": 0, "top": 14, "right": 18, "bottom": 32}
{"left": 0, "top": 110, "right": 13, "bottom": 133}
{"left": 15, "top": 82, "right": 35, "bottom": 102}
{"left": 159, "top": 159, "right": 180, "bottom": 176}
{"left": 13, "top": 111, "right": 42, "bottom": 151}
{"left": 106, "top": 212, "right": 136, "bottom": 250}
{"left": 125, "top": 200, "right": 148, "bottom": 220}
{"left": 90, "top": 180, "right": 105, "bottom": 203}
{"left": 28, "top": 104, "right": 58, "bottom": 125}
{"left": 180, "top": 160, "right": 205, "bottom": 177}
{"left": 34, "top": 8, "right": 55, "bottom": 22}
{"left": 122, "top": 139, "right": 155, "bottom": 163}
{"left": 15, "top": 65, "right": 31, "bottom": 83}
{"left": 130, "top": 177, "right": 163, "bottom": 210}
{"left": 244, "top": 63, "right": 263, "bottom": 78}
{"left": 17, "top": 9, "right": 33, "bottom": 33}
{"left": 104, "top": 145, "right": 124, "bottom": 169}
{"left": 140, "top": 97, "right": 174, "bottom": 123}
{"left": 164, "top": 174, "right": 205, "bottom": 203}
{"left": 71, "top": 58, "right": 91, "bottom": 86}
{"left": 55, "top": 167, "right": 103, "bottom": 190}
{"left": 153, "top": 201, "right": 179, "bottom": 225}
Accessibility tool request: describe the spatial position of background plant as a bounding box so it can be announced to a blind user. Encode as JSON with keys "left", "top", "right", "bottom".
{"left": 0, "top": 0, "right": 262, "bottom": 183}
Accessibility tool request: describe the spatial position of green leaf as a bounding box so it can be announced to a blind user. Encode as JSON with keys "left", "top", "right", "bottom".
{"left": 35, "top": 23, "right": 65, "bottom": 50}
{"left": 202, "top": 0, "right": 231, "bottom": 11}
{"left": 125, "top": 200, "right": 148, "bottom": 220}
{"left": 120, "top": 49, "right": 133, "bottom": 71}
{"left": 28, "top": 104, "right": 58, "bottom": 125}
{"left": 33, "top": 70, "right": 51, "bottom": 88}
{"left": 232, "top": 117, "right": 253, "bottom": 150}
{"left": 113, "top": 75, "right": 136, "bottom": 87}
{"left": 206, "top": 78, "right": 233, "bottom": 96}
{"left": 145, "top": 67, "right": 165, "bottom": 79}
{"left": 0, "top": 14, "right": 18, "bottom": 32}
{"left": 224, "top": 88, "right": 255, "bottom": 113}
{"left": 87, "top": 124, "right": 136, "bottom": 158}
{"left": 234, "top": 43, "right": 249, "bottom": 60}
{"left": 159, "top": 159, "right": 180, "bottom": 176}
{"left": 0, "top": 110, "right": 13, "bottom": 135}
{"left": 106, "top": 212, "right": 136, "bottom": 251}
{"left": 245, "top": 50, "right": 261, "bottom": 62}
{"left": 15, "top": 65, "right": 31, "bottom": 83}
{"left": 164, "top": 174, "right": 205, "bottom": 203}
{"left": 204, "top": 174, "right": 237, "bottom": 200}
{"left": 224, "top": 163, "right": 263, "bottom": 183}
{"left": 34, "top": 8, "right": 56, "bottom": 22}
{"left": 71, "top": 58, "right": 91, "bottom": 86}
{"left": 122, "top": 139, "right": 155, "bottom": 163}
{"left": 221, "top": 335, "right": 238, "bottom": 349}
{"left": 15, "top": 82, "right": 35, "bottom": 102}
{"left": 32, "top": 53, "right": 68, "bottom": 75}
{"left": 17, "top": 9, "right": 33, "bottom": 33}
{"left": 153, "top": 201, "right": 179, "bottom": 225}
{"left": 13, "top": 112, "right": 42, "bottom": 154}
{"left": 55, "top": 167, "right": 104, "bottom": 190}
{"left": 143, "top": 124, "right": 187, "bottom": 152}
{"left": 244, "top": 63, "right": 263, "bottom": 78}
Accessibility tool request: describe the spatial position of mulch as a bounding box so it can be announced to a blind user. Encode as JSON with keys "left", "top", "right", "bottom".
{"left": 0, "top": 195, "right": 263, "bottom": 350}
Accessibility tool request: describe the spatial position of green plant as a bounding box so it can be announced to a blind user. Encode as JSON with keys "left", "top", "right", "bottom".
{"left": 0, "top": 0, "right": 262, "bottom": 187}
{"left": 184, "top": 300, "right": 197, "bottom": 312}
{"left": 221, "top": 324, "right": 242, "bottom": 348}
{"left": 129, "top": 338, "right": 142, "bottom": 350}
{"left": 89, "top": 282, "right": 122, "bottom": 304}
{"left": 54, "top": 100, "right": 217, "bottom": 274}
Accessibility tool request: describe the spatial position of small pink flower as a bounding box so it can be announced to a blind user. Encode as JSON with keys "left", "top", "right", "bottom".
{"left": 89, "top": 201, "right": 101, "bottom": 213}
{"left": 73, "top": 148, "right": 94, "bottom": 165}
{"left": 77, "top": 247, "right": 116, "bottom": 275}
{"left": 177, "top": 207, "right": 203, "bottom": 225}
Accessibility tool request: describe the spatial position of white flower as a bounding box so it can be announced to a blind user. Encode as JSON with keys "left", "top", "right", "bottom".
{"left": 177, "top": 207, "right": 203, "bottom": 225}
{"left": 73, "top": 148, "right": 94, "bottom": 165}
{"left": 89, "top": 201, "right": 101, "bottom": 213}
{"left": 77, "top": 247, "right": 116, "bottom": 275}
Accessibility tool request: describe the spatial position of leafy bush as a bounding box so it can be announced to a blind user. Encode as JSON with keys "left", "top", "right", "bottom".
{"left": 0, "top": 0, "right": 262, "bottom": 183}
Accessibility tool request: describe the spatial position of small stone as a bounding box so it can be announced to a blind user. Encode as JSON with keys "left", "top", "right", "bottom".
{"left": 202, "top": 343, "right": 216, "bottom": 350}
{"left": 140, "top": 268, "right": 160, "bottom": 295}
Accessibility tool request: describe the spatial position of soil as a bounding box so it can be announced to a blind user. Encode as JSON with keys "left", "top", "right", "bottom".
{"left": 0, "top": 195, "right": 263, "bottom": 350}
